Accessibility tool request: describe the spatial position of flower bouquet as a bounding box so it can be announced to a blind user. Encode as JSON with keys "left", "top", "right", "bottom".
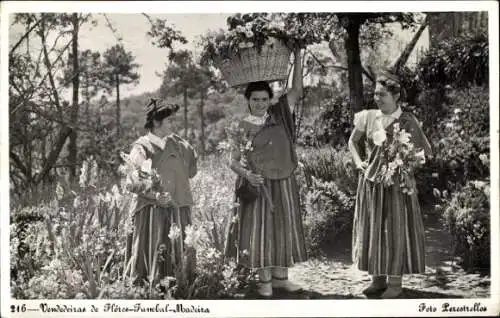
{"left": 118, "top": 152, "right": 172, "bottom": 206}
{"left": 373, "top": 123, "right": 426, "bottom": 195}
{"left": 225, "top": 122, "right": 274, "bottom": 210}
{"left": 200, "top": 13, "right": 324, "bottom": 87}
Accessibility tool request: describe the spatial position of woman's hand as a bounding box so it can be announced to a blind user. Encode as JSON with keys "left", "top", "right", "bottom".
{"left": 156, "top": 193, "right": 175, "bottom": 208}
{"left": 356, "top": 161, "right": 369, "bottom": 173}
{"left": 246, "top": 172, "right": 264, "bottom": 187}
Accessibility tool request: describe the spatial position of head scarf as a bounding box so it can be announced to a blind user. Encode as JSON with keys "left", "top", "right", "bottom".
{"left": 145, "top": 98, "right": 180, "bottom": 124}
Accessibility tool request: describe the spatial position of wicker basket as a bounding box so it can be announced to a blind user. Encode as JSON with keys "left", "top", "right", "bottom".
{"left": 217, "top": 39, "right": 292, "bottom": 87}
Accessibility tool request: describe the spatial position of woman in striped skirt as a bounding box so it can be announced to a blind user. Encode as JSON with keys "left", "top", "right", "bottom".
{"left": 224, "top": 47, "right": 308, "bottom": 298}
{"left": 124, "top": 99, "right": 198, "bottom": 286}
{"left": 348, "top": 68, "right": 433, "bottom": 298}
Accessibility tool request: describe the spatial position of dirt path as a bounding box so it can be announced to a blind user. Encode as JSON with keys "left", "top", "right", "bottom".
{"left": 243, "top": 222, "right": 491, "bottom": 299}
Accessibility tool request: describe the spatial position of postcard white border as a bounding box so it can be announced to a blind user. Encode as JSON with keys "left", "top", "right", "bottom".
{"left": 1, "top": 1, "right": 499, "bottom": 317}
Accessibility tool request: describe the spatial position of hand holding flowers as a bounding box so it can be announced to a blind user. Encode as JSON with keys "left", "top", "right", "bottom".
{"left": 373, "top": 123, "right": 427, "bottom": 195}
{"left": 119, "top": 152, "right": 174, "bottom": 208}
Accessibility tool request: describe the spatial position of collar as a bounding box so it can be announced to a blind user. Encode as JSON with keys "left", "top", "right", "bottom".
{"left": 376, "top": 107, "right": 402, "bottom": 119}
{"left": 244, "top": 113, "right": 269, "bottom": 126}
{"left": 146, "top": 132, "right": 165, "bottom": 150}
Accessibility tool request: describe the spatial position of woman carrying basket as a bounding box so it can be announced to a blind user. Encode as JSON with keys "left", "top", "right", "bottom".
{"left": 224, "top": 47, "right": 308, "bottom": 298}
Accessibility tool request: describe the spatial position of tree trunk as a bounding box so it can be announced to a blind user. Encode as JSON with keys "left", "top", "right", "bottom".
{"left": 68, "top": 12, "right": 80, "bottom": 181}
{"left": 85, "top": 73, "right": 90, "bottom": 125}
{"left": 116, "top": 74, "right": 121, "bottom": 138}
{"left": 344, "top": 17, "right": 364, "bottom": 114}
{"left": 393, "top": 17, "right": 429, "bottom": 72}
{"left": 199, "top": 90, "right": 205, "bottom": 159}
{"left": 183, "top": 88, "right": 188, "bottom": 139}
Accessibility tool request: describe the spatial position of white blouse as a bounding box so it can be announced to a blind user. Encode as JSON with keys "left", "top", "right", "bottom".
{"left": 129, "top": 132, "right": 165, "bottom": 168}
{"left": 353, "top": 108, "right": 402, "bottom": 138}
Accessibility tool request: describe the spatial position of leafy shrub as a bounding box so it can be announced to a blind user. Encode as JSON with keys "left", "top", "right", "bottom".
{"left": 418, "top": 34, "right": 488, "bottom": 88}
{"left": 302, "top": 176, "right": 356, "bottom": 257}
{"left": 298, "top": 95, "right": 353, "bottom": 148}
{"left": 11, "top": 157, "right": 128, "bottom": 299}
{"left": 296, "top": 147, "right": 357, "bottom": 256}
{"left": 11, "top": 155, "right": 252, "bottom": 300}
{"left": 298, "top": 147, "right": 358, "bottom": 196}
{"left": 432, "top": 86, "right": 489, "bottom": 186}
{"left": 443, "top": 180, "right": 490, "bottom": 273}
{"left": 190, "top": 152, "right": 236, "bottom": 253}
{"left": 400, "top": 85, "right": 489, "bottom": 211}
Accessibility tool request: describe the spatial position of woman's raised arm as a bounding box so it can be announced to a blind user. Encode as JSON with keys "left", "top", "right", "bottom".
{"left": 287, "top": 47, "right": 303, "bottom": 108}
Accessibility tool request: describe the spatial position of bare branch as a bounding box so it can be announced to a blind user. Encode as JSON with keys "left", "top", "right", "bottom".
{"left": 10, "top": 151, "right": 30, "bottom": 180}
{"left": 10, "top": 38, "right": 72, "bottom": 116}
{"left": 34, "top": 126, "right": 72, "bottom": 185}
{"left": 102, "top": 13, "right": 123, "bottom": 43}
{"left": 9, "top": 18, "right": 43, "bottom": 56}
{"left": 307, "top": 49, "right": 373, "bottom": 81}
{"left": 40, "top": 18, "right": 64, "bottom": 119}
{"left": 142, "top": 13, "right": 155, "bottom": 25}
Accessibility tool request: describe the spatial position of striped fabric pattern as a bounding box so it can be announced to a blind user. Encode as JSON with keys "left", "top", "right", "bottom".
{"left": 124, "top": 206, "right": 195, "bottom": 283}
{"left": 352, "top": 112, "right": 429, "bottom": 276}
{"left": 352, "top": 177, "right": 426, "bottom": 275}
{"left": 226, "top": 175, "right": 308, "bottom": 268}
{"left": 224, "top": 94, "right": 307, "bottom": 269}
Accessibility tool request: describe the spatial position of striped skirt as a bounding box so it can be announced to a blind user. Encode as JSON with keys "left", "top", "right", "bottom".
{"left": 224, "top": 175, "right": 308, "bottom": 269}
{"left": 352, "top": 175, "right": 426, "bottom": 275}
{"left": 124, "top": 205, "right": 195, "bottom": 283}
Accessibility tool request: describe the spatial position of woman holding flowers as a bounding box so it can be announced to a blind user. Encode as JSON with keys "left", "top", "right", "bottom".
{"left": 224, "top": 47, "right": 308, "bottom": 298}
{"left": 123, "top": 98, "right": 198, "bottom": 285}
{"left": 348, "top": 68, "right": 433, "bottom": 298}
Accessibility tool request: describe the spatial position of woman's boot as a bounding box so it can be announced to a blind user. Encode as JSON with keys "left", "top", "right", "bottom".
{"left": 257, "top": 267, "right": 272, "bottom": 297}
{"left": 362, "top": 275, "right": 387, "bottom": 296}
{"left": 271, "top": 267, "right": 302, "bottom": 292}
{"left": 380, "top": 275, "right": 403, "bottom": 298}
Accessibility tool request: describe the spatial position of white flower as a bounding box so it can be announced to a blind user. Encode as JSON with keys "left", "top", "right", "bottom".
{"left": 397, "top": 130, "right": 411, "bottom": 145}
{"left": 245, "top": 22, "right": 253, "bottom": 30}
{"left": 168, "top": 223, "right": 182, "bottom": 241}
{"left": 372, "top": 130, "right": 387, "bottom": 146}
{"left": 79, "top": 160, "right": 89, "bottom": 188}
{"left": 89, "top": 160, "right": 98, "bottom": 187}
{"left": 103, "top": 192, "right": 112, "bottom": 203}
{"left": 130, "top": 170, "right": 140, "bottom": 182}
{"left": 238, "top": 42, "right": 246, "bottom": 48}
{"left": 55, "top": 183, "right": 64, "bottom": 200}
{"left": 236, "top": 25, "right": 245, "bottom": 32}
{"left": 183, "top": 225, "right": 194, "bottom": 247}
{"left": 140, "top": 159, "right": 152, "bottom": 174}
{"left": 392, "top": 123, "right": 401, "bottom": 133}
{"left": 394, "top": 155, "right": 404, "bottom": 167}
{"left": 454, "top": 108, "right": 462, "bottom": 114}
{"left": 479, "top": 153, "right": 489, "bottom": 166}
{"left": 246, "top": 41, "right": 254, "bottom": 48}
{"left": 245, "top": 30, "right": 254, "bottom": 38}
{"left": 415, "top": 150, "right": 426, "bottom": 164}
{"left": 112, "top": 184, "right": 122, "bottom": 207}
{"left": 73, "top": 197, "right": 81, "bottom": 209}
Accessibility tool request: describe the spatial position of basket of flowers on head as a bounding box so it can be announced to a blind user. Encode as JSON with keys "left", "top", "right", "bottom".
{"left": 200, "top": 13, "right": 325, "bottom": 87}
